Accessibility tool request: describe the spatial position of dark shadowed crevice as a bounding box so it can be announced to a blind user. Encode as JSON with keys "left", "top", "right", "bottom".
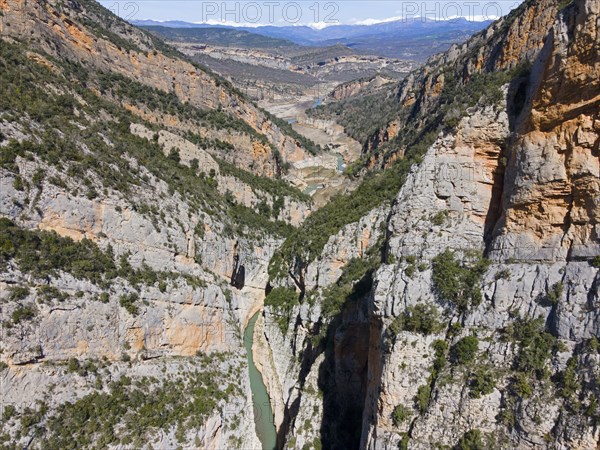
{"left": 317, "top": 270, "right": 374, "bottom": 450}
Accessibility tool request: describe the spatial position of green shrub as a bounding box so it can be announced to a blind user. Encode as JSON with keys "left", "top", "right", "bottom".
{"left": 13, "top": 175, "right": 25, "bottom": 191}
{"left": 389, "top": 304, "right": 444, "bottom": 337}
{"left": 468, "top": 367, "right": 495, "bottom": 398}
{"left": 2, "top": 404, "right": 16, "bottom": 421}
{"left": 451, "top": 336, "right": 479, "bottom": 365}
{"left": 587, "top": 336, "right": 599, "bottom": 353}
{"left": 591, "top": 256, "right": 600, "bottom": 268}
{"left": 11, "top": 305, "right": 36, "bottom": 324}
{"left": 392, "top": 404, "right": 411, "bottom": 426}
{"left": 67, "top": 358, "right": 80, "bottom": 373}
{"left": 432, "top": 250, "right": 490, "bottom": 312}
{"left": 399, "top": 433, "right": 409, "bottom": 450}
{"left": 431, "top": 211, "right": 448, "bottom": 226}
{"left": 32, "top": 169, "right": 45, "bottom": 188}
{"left": 510, "top": 372, "right": 532, "bottom": 399}
{"left": 558, "top": 357, "right": 579, "bottom": 399}
{"left": 454, "top": 429, "right": 485, "bottom": 450}
{"left": 416, "top": 384, "right": 431, "bottom": 413}
{"left": 119, "top": 293, "right": 139, "bottom": 316}
{"left": 8, "top": 285, "right": 29, "bottom": 300}
{"left": 504, "top": 317, "right": 557, "bottom": 377}
{"left": 494, "top": 269, "right": 511, "bottom": 280}
{"left": 545, "top": 282, "right": 564, "bottom": 306}
{"left": 431, "top": 339, "right": 448, "bottom": 375}
{"left": 168, "top": 148, "right": 180, "bottom": 163}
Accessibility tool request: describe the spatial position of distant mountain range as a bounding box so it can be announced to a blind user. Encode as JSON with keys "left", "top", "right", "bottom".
{"left": 141, "top": 26, "right": 299, "bottom": 49}
{"left": 134, "top": 18, "right": 493, "bottom": 60}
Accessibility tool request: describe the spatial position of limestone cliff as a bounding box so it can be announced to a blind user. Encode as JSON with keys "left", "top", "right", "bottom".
{"left": 0, "top": 0, "right": 314, "bottom": 447}
{"left": 259, "top": 0, "right": 600, "bottom": 449}
{"left": 361, "top": 0, "right": 562, "bottom": 165}
{"left": 1, "top": 0, "right": 598, "bottom": 448}
{"left": 0, "top": 0, "right": 316, "bottom": 176}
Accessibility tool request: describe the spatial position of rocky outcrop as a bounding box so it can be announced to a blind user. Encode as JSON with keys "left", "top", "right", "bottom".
{"left": 361, "top": 83, "right": 599, "bottom": 447}
{"left": 360, "top": 0, "right": 562, "bottom": 166}
{"left": 258, "top": 1, "right": 600, "bottom": 449}
{"left": 328, "top": 75, "right": 396, "bottom": 102}
{"left": 489, "top": 0, "right": 600, "bottom": 262}
{"left": 0, "top": 122, "right": 272, "bottom": 449}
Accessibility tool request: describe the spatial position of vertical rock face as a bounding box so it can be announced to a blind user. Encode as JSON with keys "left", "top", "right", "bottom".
{"left": 259, "top": 1, "right": 600, "bottom": 449}
{"left": 0, "top": 0, "right": 316, "bottom": 447}
{"left": 362, "top": 0, "right": 600, "bottom": 447}
{"left": 361, "top": 0, "right": 562, "bottom": 168}
{"left": 490, "top": 0, "right": 600, "bottom": 262}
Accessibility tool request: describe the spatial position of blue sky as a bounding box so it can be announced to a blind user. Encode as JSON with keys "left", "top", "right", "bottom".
{"left": 100, "top": 1, "right": 524, "bottom": 27}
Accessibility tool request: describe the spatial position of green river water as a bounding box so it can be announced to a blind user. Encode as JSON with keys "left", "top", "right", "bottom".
{"left": 244, "top": 312, "right": 277, "bottom": 450}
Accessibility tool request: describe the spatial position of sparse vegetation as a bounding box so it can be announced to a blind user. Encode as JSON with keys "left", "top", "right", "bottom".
{"left": 451, "top": 336, "right": 479, "bottom": 365}
{"left": 392, "top": 404, "right": 411, "bottom": 426}
{"left": 389, "top": 304, "right": 444, "bottom": 337}
{"left": 454, "top": 429, "right": 485, "bottom": 450}
{"left": 38, "top": 286, "right": 69, "bottom": 303}
{"left": 0, "top": 40, "right": 296, "bottom": 240}
{"left": 0, "top": 218, "right": 116, "bottom": 284}
{"left": 0, "top": 219, "right": 209, "bottom": 293}
{"left": 431, "top": 250, "right": 490, "bottom": 312}
{"left": 14, "top": 355, "right": 240, "bottom": 450}
{"left": 264, "top": 287, "right": 299, "bottom": 333}
{"left": 468, "top": 367, "right": 496, "bottom": 398}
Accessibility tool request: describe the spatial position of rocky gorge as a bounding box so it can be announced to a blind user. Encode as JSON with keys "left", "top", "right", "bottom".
{"left": 0, "top": 0, "right": 599, "bottom": 449}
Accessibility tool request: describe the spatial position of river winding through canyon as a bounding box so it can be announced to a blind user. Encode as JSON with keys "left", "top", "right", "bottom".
{"left": 244, "top": 312, "right": 277, "bottom": 450}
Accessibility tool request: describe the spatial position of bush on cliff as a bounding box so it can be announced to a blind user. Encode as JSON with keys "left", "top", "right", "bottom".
{"left": 431, "top": 250, "right": 490, "bottom": 312}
